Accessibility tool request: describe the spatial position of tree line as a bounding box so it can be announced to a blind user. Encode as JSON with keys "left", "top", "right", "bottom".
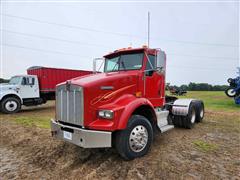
{"left": 0, "top": 78, "right": 10, "bottom": 83}
{"left": 166, "top": 82, "right": 228, "bottom": 91}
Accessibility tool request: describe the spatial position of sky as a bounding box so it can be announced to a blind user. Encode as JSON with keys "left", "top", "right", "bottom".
{"left": 1, "top": 1, "right": 239, "bottom": 85}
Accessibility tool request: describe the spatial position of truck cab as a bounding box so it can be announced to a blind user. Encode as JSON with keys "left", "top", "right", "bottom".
{"left": 51, "top": 47, "right": 204, "bottom": 160}
{"left": 0, "top": 75, "right": 40, "bottom": 113}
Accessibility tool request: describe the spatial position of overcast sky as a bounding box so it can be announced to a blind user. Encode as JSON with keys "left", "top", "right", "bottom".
{"left": 1, "top": 1, "right": 239, "bottom": 85}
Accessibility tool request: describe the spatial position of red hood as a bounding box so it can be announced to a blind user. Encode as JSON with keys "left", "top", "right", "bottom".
{"left": 70, "top": 71, "right": 139, "bottom": 88}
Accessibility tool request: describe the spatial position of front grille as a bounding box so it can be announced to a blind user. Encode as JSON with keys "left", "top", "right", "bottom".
{"left": 56, "top": 84, "right": 84, "bottom": 126}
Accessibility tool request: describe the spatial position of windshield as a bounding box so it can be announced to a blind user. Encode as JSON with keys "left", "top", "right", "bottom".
{"left": 104, "top": 53, "right": 143, "bottom": 72}
{"left": 9, "top": 76, "right": 22, "bottom": 85}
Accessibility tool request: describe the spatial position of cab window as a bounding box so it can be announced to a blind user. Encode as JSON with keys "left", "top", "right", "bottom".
{"left": 28, "top": 77, "right": 35, "bottom": 85}
{"left": 104, "top": 53, "right": 143, "bottom": 72}
{"left": 145, "top": 55, "right": 156, "bottom": 76}
{"left": 22, "top": 77, "right": 27, "bottom": 85}
{"left": 21, "top": 77, "right": 35, "bottom": 85}
{"left": 105, "top": 57, "right": 119, "bottom": 72}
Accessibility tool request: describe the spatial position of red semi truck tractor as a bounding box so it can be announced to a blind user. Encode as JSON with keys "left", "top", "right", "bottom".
{"left": 0, "top": 66, "right": 92, "bottom": 114}
{"left": 51, "top": 47, "right": 204, "bottom": 160}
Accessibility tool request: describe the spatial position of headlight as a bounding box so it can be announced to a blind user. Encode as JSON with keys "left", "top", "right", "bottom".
{"left": 98, "top": 110, "right": 114, "bottom": 119}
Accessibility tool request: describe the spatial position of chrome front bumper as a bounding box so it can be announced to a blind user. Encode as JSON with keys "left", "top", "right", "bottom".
{"left": 50, "top": 119, "right": 112, "bottom": 148}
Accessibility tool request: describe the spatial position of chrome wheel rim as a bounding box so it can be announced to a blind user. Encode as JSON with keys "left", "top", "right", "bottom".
{"left": 5, "top": 101, "right": 17, "bottom": 112}
{"left": 129, "top": 125, "right": 148, "bottom": 153}
{"left": 191, "top": 109, "right": 196, "bottom": 123}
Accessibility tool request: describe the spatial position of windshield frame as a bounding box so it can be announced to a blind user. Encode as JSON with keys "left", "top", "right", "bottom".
{"left": 104, "top": 52, "right": 144, "bottom": 73}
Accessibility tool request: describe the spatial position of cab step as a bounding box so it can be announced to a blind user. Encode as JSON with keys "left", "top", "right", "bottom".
{"left": 159, "top": 125, "right": 174, "bottom": 133}
{"left": 155, "top": 109, "right": 174, "bottom": 133}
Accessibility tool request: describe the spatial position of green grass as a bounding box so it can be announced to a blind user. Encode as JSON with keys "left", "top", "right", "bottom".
{"left": 167, "top": 91, "right": 239, "bottom": 112}
{"left": 15, "top": 116, "right": 51, "bottom": 129}
{"left": 193, "top": 140, "right": 218, "bottom": 152}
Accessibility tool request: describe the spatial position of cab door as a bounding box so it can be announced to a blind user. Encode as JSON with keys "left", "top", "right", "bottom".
{"left": 144, "top": 51, "right": 166, "bottom": 107}
{"left": 19, "top": 76, "right": 39, "bottom": 99}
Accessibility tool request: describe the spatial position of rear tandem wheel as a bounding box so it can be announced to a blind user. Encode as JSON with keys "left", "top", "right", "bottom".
{"left": 172, "top": 101, "right": 204, "bottom": 129}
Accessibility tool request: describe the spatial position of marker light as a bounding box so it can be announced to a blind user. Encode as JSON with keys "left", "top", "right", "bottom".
{"left": 135, "top": 91, "right": 142, "bottom": 97}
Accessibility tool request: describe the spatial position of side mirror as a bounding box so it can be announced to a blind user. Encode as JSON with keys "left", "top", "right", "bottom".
{"left": 145, "top": 70, "right": 154, "bottom": 76}
{"left": 156, "top": 50, "right": 166, "bottom": 74}
{"left": 155, "top": 67, "right": 164, "bottom": 73}
{"left": 93, "top": 58, "right": 104, "bottom": 73}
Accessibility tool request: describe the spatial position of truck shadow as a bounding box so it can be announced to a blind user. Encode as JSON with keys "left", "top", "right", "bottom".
{"left": 21, "top": 105, "right": 55, "bottom": 112}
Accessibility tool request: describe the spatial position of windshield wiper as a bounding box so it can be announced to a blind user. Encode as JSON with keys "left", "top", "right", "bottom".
{"left": 121, "top": 61, "right": 126, "bottom": 71}
{"left": 111, "top": 61, "right": 119, "bottom": 72}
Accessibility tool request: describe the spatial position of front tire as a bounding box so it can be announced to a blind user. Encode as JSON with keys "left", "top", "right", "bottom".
{"left": 0, "top": 97, "right": 21, "bottom": 114}
{"left": 114, "top": 115, "right": 153, "bottom": 160}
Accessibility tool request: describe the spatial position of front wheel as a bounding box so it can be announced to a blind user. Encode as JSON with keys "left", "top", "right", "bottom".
{"left": 114, "top": 115, "right": 153, "bottom": 160}
{"left": 225, "top": 87, "right": 236, "bottom": 97}
{"left": 0, "top": 97, "right": 21, "bottom": 114}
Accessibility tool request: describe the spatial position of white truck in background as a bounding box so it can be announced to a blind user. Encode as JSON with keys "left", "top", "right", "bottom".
{"left": 0, "top": 66, "right": 92, "bottom": 114}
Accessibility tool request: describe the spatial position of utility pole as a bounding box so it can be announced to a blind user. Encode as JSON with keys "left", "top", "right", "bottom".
{"left": 148, "top": 11, "right": 150, "bottom": 47}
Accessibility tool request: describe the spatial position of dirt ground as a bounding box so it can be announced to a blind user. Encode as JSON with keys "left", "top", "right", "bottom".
{"left": 0, "top": 102, "right": 240, "bottom": 180}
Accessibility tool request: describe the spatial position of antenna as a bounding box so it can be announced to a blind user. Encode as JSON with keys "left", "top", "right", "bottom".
{"left": 148, "top": 12, "right": 150, "bottom": 47}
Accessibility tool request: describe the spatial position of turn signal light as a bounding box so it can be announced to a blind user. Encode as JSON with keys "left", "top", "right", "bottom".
{"left": 135, "top": 91, "right": 142, "bottom": 97}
